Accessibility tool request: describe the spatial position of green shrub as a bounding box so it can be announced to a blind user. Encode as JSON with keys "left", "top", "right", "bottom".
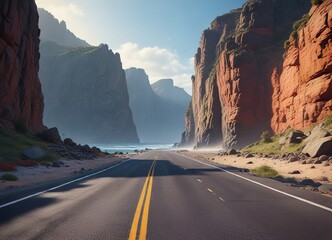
{"left": 1, "top": 173, "right": 18, "bottom": 181}
{"left": 261, "top": 131, "right": 272, "bottom": 143}
{"left": 14, "top": 118, "right": 27, "bottom": 133}
{"left": 311, "top": 0, "right": 323, "bottom": 5}
{"left": 252, "top": 165, "right": 279, "bottom": 178}
{"left": 290, "top": 14, "right": 309, "bottom": 40}
{"left": 39, "top": 152, "right": 60, "bottom": 162}
{"left": 324, "top": 115, "right": 332, "bottom": 130}
{"left": 284, "top": 40, "right": 290, "bottom": 49}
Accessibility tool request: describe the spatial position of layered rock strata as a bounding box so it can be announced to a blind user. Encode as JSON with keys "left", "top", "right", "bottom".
{"left": 0, "top": 0, "right": 45, "bottom": 132}
{"left": 271, "top": 0, "right": 332, "bottom": 133}
{"left": 182, "top": 0, "right": 311, "bottom": 149}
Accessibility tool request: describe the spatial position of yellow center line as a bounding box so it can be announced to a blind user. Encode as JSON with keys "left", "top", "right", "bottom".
{"left": 128, "top": 160, "right": 156, "bottom": 240}
{"left": 139, "top": 162, "right": 155, "bottom": 240}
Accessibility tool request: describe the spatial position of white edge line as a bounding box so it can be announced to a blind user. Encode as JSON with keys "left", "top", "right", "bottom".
{"left": 0, "top": 159, "right": 131, "bottom": 209}
{"left": 207, "top": 188, "right": 213, "bottom": 193}
{"left": 176, "top": 152, "right": 332, "bottom": 213}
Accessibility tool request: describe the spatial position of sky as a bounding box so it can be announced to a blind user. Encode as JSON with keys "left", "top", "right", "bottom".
{"left": 35, "top": 0, "right": 247, "bottom": 94}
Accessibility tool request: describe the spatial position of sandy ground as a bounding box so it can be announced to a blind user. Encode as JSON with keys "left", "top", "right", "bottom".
{"left": 179, "top": 150, "right": 332, "bottom": 184}
{"left": 1, "top": 150, "right": 331, "bottom": 194}
{"left": 0, "top": 153, "right": 137, "bottom": 192}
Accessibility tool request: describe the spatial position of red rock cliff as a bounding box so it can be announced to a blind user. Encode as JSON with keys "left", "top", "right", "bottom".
{"left": 0, "top": 0, "right": 44, "bottom": 132}
{"left": 182, "top": 0, "right": 311, "bottom": 149}
{"left": 271, "top": 0, "right": 332, "bottom": 134}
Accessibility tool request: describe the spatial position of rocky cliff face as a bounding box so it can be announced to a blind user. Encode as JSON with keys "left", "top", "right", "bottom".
{"left": 182, "top": 0, "right": 311, "bottom": 149}
{"left": 271, "top": 0, "right": 332, "bottom": 133}
{"left": 0, "top": 0, "right": 45, "bottom": 132}
{"left": 151, "top": 79, "right": 191, "bottom": 106}
{"left": 126, "top": 68, "right": 190, "bottom": 143}
{"left": 38, "top": 8, "right": 89, "bottom": 48}
{"left": 40, "top": 45, "right": 139, "bottom": 144}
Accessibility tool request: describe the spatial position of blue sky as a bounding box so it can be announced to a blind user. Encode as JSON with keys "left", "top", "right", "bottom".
{"left": 36, "top": 0, "right": 247, "bottom": 94}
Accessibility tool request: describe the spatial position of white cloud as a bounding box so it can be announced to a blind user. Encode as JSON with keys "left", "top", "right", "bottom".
{"left": 116, "top": 42, "right": 193, "bottom": 94}
{"left": 35, "top": 0, "right": 84, "bottom": 19}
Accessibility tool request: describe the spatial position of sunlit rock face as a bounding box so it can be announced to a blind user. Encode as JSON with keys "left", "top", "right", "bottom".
{"left": 0, "top": 0, "right": 45, "bottom": 132}
{"left": 40, "top": 44, "right": 139, "bottom": 144}
{"left": 125, "top": 68, "right": 191, "bottom": 144}
{"left": 38, "top": 8, "right": 90, "bottom": 48}
{"left": 271, "top": 0, "right": 332, "bottom": 134}
{"left": 181, "top": 0, "right": 311, "bottom": 149}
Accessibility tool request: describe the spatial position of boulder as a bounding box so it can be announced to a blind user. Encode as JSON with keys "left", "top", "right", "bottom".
{"left": 228, "top": 149, "right": 238, "bottom": 155}
{"left": 304, "top": 125, "right": 330, "bottom": 145}
{"left": 318, "top": 155, "right": 329, "bottom": 161}
{"left": 302, "top": 136, "right": 332, "bottom": 157}
{"left": 318, "top": 184, "right": 332, "bottom": 194}
{"left": 38, "top": 127, "right": 61, "bottom": 143}
{"left": 64, "top": 138, "right": 77, "bottom": 147}
{"left": 23, "top": 147, "right": 46, "bottom": 160}
{"left": 288, "top": 131, "right": 306, "bottom": 144}
{"left": 289, "top": 156, "right": 299, "bottom": 162}
{"left": 244, "top": 153, "right": 254, "bottom": 158}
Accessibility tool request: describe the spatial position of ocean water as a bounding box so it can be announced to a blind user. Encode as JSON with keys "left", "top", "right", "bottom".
{"left": 95, "top": 143, "right": 173, "bottom": 154}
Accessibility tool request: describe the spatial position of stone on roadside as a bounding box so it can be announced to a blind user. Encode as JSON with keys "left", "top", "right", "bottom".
{"left": 52, "top": 160, "right": 63, "bottom": 167}
{"left": 302, "top": 136, "right": 332, "bottom": 157}
{"left": 289, "top": 156, "right": 299, "bottom": 162}
{"left": 228, "top": 149, "right": 237, "bottom": 155}
{"left": 314, "top": 160, "right": 322, "bottom": 164}
{"left": 246, "top": 161, "right": 253, "bottom": 164}
{"left": 23, "top": 147, "right": 46, "bottom": 160}
{"left": 38, "top": 127, "right": 61, "bottom": 143}
{"left": 318, "top": 184, "right": 332, "bottom": 194}
{"left": 287, "top": 131, "right": 306, "bottom": 144}
{"left": 289, "top": 170, "right": 301, "bottom": 174}
{"left": 244, "top": 153, "right": 254, "bottom": 158}
{"left": 304, "top": 124, "right": 330, "bottom": 144}
{"left": 318, "top": 155, "right": 329, "bottom": 161}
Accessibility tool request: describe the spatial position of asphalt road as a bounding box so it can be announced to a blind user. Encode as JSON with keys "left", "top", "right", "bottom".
{"left": 0, "top": 151, "right": 331, "bottom": 240}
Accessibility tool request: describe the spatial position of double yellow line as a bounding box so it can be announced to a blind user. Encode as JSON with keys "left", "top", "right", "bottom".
{"left": 129, "top": 160, "right": 157, "bottom": 240}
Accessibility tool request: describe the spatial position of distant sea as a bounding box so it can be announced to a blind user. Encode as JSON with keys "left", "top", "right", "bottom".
{"left": 95, "top": 143, "right": 174, "bottom": 154}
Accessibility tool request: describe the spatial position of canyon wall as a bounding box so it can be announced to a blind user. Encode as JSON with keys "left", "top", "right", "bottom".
{"left": 126, "top": 68, "right": 190, "bottom": 143}
{"left": 40, "top": 44, "right": 139, "bottom": 144}
{"left": 271, "top": 0, "right": 332, "bottom": 133}
{"left": 182, "top": 0, "right": 312, "bottom": 149}
{"left": 0, "top": 0, "right": 45, "bottom": 132}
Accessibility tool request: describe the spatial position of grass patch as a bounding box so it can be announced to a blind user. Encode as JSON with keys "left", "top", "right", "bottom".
{"left": 324, "top": 115, "right": 332, "bottom": 130}
{"left": 0, "top": 132, "right": 49, "bottom": 162}
{"left": 241, "top": 130, "right": 304, "bottom": 155}
{"left": 39, "top": 152, "right": 60, "bottom": 162}
{"left": 1, "top": 173, "right": 18, "bottom": 181}
{"left": 252, "top": 165, "right": 279, "bottom": 178}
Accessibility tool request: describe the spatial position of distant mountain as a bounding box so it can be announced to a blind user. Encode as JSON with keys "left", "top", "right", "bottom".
{"left": 40, "top": 44, "right": 139, "bottom": 144}
{"left": 125, "top": 68, "right": 191, "bottom": 143}
{"left": 152, "top": 79, "right": 191, "bottom": 107}
{"left": 38, "top": 8, "right": 90, "bottom": 48}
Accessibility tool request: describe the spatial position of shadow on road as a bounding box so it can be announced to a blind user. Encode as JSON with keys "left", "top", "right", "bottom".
{"left": 0, "top": 157, "right": 246, "bottom": 224}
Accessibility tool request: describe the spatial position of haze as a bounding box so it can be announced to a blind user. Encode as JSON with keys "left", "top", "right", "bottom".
{"left": 35, "top": 0, "right": 247, "bottom": 94}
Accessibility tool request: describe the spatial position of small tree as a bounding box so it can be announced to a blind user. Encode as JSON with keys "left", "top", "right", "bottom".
{"left": 311, "top": 0, "right": 323, "bottom": 5}
{"left": 261, "top": 131, "right": 272, "bottom": 143}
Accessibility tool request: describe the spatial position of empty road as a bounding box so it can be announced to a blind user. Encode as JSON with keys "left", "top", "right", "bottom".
{"left": 0, "top": 151, "right": 331, "bottom": 239}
